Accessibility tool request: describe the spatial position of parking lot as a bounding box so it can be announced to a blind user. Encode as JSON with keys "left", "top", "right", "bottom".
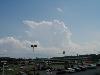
{"left": 39, "top": 67, "right": 100, "bottom": 75}
{"left": 56, "top": 67, "right": 100, "bottom": 75}
{"left": 0, "top": 65, "right": 100, "bottom": 75}
{"left": 0, "top": 59, "right": 100, "bottom": 75}
{"left": 64, "top": 67, "right": 100, "bottom": 75}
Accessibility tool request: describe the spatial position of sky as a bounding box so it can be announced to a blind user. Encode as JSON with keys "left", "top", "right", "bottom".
{"left": 0, "top": 0, "right": 100, "bottom": 58}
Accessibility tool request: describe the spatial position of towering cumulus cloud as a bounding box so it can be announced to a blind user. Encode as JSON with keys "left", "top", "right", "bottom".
{"left": 0, "top": 20, "right": 99, "bottom": 58}
{"left": 22, "top": 20, "right": 81, "bottom": 57}
{"left": 23, "top": 20, "right": 78, "bottom": 48}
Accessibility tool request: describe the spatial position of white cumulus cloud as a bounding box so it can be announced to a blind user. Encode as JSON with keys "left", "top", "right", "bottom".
{"left": 57, "top": 8, "right": 63, "bottom": 13}
{"left": 0, "top": 20, "right": 100, "bottom": 58}
{"left": 0, "top": 37, "right": 39, "bottom": 58}
{"left": 23, "top": 20, "right": 78, "bottom": 48}
{"left": 22, "top": 20, "right": 82, "bottom": 57}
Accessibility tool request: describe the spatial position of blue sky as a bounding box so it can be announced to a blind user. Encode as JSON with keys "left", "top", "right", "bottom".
{"left": 0, "top": 0, "right": 100, "bottom": 57}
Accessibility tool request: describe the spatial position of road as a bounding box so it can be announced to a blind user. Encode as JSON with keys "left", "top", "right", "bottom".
{"left": 39, "top": 67, "right": 100, "bottom": 75}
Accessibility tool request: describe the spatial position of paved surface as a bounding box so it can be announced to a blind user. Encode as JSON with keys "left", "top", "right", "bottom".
{"left": 65, "top": 68, "right": 100, "bottom": 75}
{"left": 57, "top": 67, "right": 100, "bottom": 75}
{"left": 40, "top": 67, "right": 100, "bottom": 75}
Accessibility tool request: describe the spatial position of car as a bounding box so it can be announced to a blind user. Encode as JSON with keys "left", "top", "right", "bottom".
{"left": 78, "top": 65, "right": 87, "bottom": 71}
{"left": 73, "top": 67, "right": 81, "bottom": 72}
{"left": 87, "top": 64, "right": 96, "bottom": 69}
{"left": 20, "top": 66, "right": 24, "bottom": 69}
{"left": 7, "top": 68, "right": 14, "bottom": 71}
{"left": 66, "top": 68, "right": 75, "bottom": 73}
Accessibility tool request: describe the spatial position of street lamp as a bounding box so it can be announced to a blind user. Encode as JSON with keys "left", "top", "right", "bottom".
{"left": 62, "top": 50, "right": 66, "bottom": 69}
{"left": 31, "top": 44, "right": 37, "bottom": 75}
{"left": 63, "top": 50, "right": 65, "bottom": 55}
{"left": 31, "top": 45, "right": 37, "bottom": 52}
